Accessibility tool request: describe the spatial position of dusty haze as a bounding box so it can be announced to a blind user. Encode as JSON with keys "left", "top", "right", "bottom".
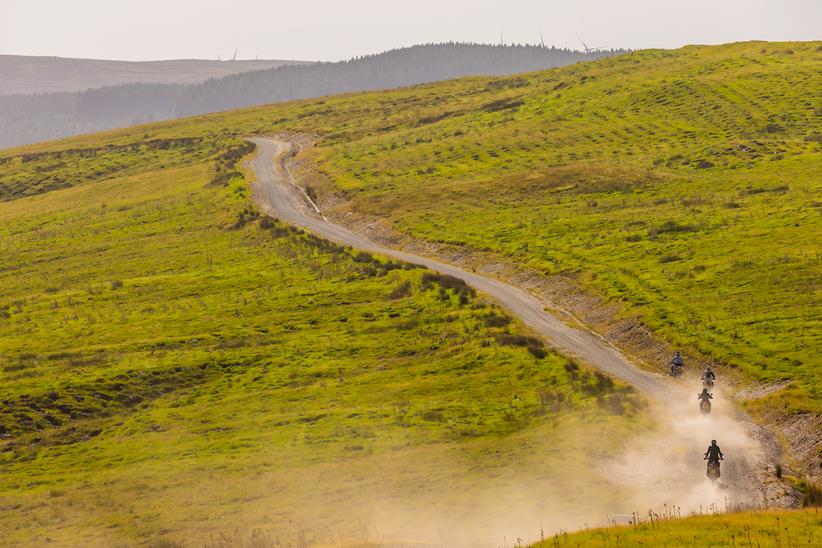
{"left": 3, "top": 0, "right": 820, "bottom": 62}
{"left": 0, "top": 56, "right": 310, "bottom": 95}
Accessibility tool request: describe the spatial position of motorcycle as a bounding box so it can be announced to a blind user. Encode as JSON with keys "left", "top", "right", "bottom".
{"left": 702, "top": 376, "right": 715, "bottom": 390}
{"left": 706, "top": 458, "right": 722, "bottom": 480}
{"left": 671, "top": 364, "right": 684, "bottom": 377}
{"left": 699, "top": 398, "right": 712, "bottom": 414}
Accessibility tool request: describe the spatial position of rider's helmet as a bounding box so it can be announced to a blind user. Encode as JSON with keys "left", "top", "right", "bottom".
{"left": 675, "top": 351, "right": 681, "bottom": 356}
{"left": 711, "top": 440, "right": 717, "bottom": 445}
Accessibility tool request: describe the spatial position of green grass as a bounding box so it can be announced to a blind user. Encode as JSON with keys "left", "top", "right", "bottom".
{"left": 298, "top": 41, "right": 822, "bottom": 417}
{"left": 535, "top": 508, "right": 822, "bottom": 547}
{"left": 7, "top": 42, "right": 815, "bottom": 416}
{"left": 1, "top": 40, "right": 819, "bottom": 544}
{"left": 0, "top": 130, "right": 641, "bottom": 545}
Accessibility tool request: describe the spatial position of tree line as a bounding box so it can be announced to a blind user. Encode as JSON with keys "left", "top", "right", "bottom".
{"left": 0, "top": 43, "right": 627, "bottom": 148}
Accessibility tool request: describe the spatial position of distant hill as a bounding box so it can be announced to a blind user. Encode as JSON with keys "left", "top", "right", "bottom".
{"left": 0, "top": 55, "right": 310, "bottom": 95}
{"left": 0, "top": 43, "right": 625, "bottom": 148}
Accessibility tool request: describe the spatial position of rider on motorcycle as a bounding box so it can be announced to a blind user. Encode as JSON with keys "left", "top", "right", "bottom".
{"left": 671, "top": 351, "right": 684, "bottom": 375}
{"left": 703, "top": 366, "right": 716, "bottom": 382}
{"left": 704, "top": 440, "right": 724, "bottom": 463}
{"left": 698, "top": 388, "right": 713, "bottom": 402}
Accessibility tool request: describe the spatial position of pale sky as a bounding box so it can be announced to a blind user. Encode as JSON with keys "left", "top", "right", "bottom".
{"left": 2, "top": 0, "right": 820, "bottom": 62}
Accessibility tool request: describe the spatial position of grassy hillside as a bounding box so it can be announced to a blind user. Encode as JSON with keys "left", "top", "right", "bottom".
{"left": 6, "top": 44, "right": 816, "bottom": 420}
{"left": 0, "top": 133, "right": 641, "bottom": 544}
{"left": 299, "top": 41, "right": 822, "bottom": 419}
{"left": 1, "top": 40, "right": 818, "bottom": 544}
{"left": 535, "top": 508, "right": 822, "bottom": 547}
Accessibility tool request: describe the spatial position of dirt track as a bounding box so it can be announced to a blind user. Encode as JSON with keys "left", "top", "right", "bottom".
{"left": 248, "top": 137, "right": 768, "bottom": 519}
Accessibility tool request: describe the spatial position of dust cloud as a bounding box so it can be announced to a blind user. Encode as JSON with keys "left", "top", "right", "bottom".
{"left": 603, "top": 383, "right": 764, "bottom": 514}
{"left": 323, "top": 379, "right": 766, "bottom": 548}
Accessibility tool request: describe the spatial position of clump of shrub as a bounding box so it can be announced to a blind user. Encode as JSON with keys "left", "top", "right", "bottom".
{"left": 232, "top": 206, "right": 260, "bottom": 229}
{"left": 304, "top": 185, "right": 318, "bottom": 202}
{"left": 0, "top": 355, "right": 240, "bottom": 440}
{"left": 495, "top": 333, "right": 546, "bottom": 359}
{"left": 564, "top": 359, "right": 580, "bottom": 380}
{"left": 485, "top": 77, "right": 528, "bottom": 90}
{"left": 665, "top": 153, "right": 686, "bottom": 167}
{"left": 258, "top": 216, "right": 301, "bottom": 238}
{"left": 658, "top": 219, "right": 695, "bottom": 233}
{"left": 208, "top": 140, "right": 256, "bottom": 187}
{"left": 420, "top": 409, "right": 446, "bottom": 422}
{"left": 537, "top": 388, "right": 569, "bottom": 412}
{"left": 416, "top": 111, "right": 455, "bottom": 126}
{"left": 353, "top": 251, "right": 376, "bottom": 263}
{"left": 481, "top": 98, "right": 525, "bottom": 112}
{"left": 350, "top": 251, "right": 408, "bottom": 278}
{"left": 649, "top": 219, "right": 696, "bottom": 238}
{"left": 590, "top": 371, "right": 615, "bottom": 393}
{"left": 597, "top": 392, "right": 633, "bottom": 415}
{"left": 421, "top": 272, "right": 476, "bottom": 303}
{"left": 389, "top": 281, "right": 412, "bottom": 300}
{"left": 742, "top": 185, "right": 789, "bottom": 195}
{"left": 256, "top": 219, "right": 424, "bottom": 278}
{"left": 483, "top": 311, "right": 512, "bottom": 328}
{"left": 562, "top": 368, "right": 643, "bottom": 416}
{"left": 797, "top": 479, "right": 822, "bottom": 507}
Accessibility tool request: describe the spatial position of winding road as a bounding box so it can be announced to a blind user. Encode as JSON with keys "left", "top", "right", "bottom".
{"left": 248, "top": 137, "right": 766, "bottom": 514}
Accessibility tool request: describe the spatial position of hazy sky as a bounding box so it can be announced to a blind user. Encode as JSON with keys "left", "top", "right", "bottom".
{"left": 3, "top": 0, "right": 820, "bottom": 61}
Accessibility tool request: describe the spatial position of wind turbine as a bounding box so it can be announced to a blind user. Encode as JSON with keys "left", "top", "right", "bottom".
{"left": 577, "top": 35, "right": 606, "bottom": 54}
{"left": 232, "top": 48, "right": 238, "bottom": 61}
{"left": 539, "top": 29, "right": 546, "bottom": 48}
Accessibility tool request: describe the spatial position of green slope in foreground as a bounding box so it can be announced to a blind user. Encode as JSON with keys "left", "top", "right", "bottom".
{"left": 534, "top": 508, "right": 822, "bottom": 547}
{"left": 0, "top": 132, "right": 640, "bottom": 543}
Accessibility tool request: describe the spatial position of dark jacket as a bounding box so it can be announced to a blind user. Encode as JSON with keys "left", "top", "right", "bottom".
{"left": 705, "top": 444, "right": 724, "bottom": 461}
